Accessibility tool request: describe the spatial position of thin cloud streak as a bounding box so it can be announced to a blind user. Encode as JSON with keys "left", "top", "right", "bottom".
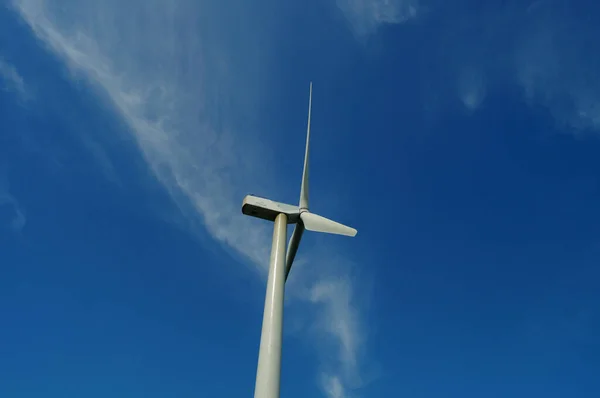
{"left": 0, "top": 171, "right": 26, "bottom": 233}
{"left": 0, "top": 193, "right": 26, "bottom": 232}
{"left": 370, "top": 0, "right": 600, "bottom": 131}
{"left": 457, "top": 67, "right": 486, "bottom": 112}
{"left": 514, "top": 1, "right": 600, "bottom": 131}
{"left": 311, "top": 277, "right": 366, "bottom": 397}
{"left": 0, "top": 58, "right": 29, "bottom": 100}
{"left": 336, "top": 0, "right": 419, "bottom": 38}
{"left": 11, "top": 1, "right": 370, "bottom": 396}
{"left": 321, "top": 374, "right": 345, "bottom": 398}
{"left": 11, "top": 0, "right": 273, "bottom": 268}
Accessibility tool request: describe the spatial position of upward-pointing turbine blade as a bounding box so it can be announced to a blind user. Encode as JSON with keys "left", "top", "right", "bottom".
{"left": 300, "top": 212, "right": 357, "bottom": 237}
{"left": 299, "top": 82, "right": 312, "bottom": 211}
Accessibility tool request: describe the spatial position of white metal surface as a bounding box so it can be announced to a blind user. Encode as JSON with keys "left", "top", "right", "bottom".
{"left": 299, "top": 82, "right": 312, "bottom": 211}
{"left": 254, "top": 213, "right": 288, "bottom": 398}
{"left": 284, "top": 222, "right": 304, "bottom": 281}
{"left": 300, "top": 211, "right": 357, "bottom": 237}
{"left": 242, "top": 195, "right": 300, "bottom": 223}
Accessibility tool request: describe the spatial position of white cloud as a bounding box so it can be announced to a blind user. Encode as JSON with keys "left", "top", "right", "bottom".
{"left": 10, "top": 0, "right": 370, "bottom": 395}
{"left": 321, "top": 374, "right": 345, "bottom": 398}
{"left": 11, "top": 0, "right": 273, "bottom": 268}
{"left": 414, "top": 1, "right": 600, "bottom": 132}
{"left": 335, "top": 0, "right": 600, "bottom": 132}
{"left": 513, "top": 2, "right": 600, "bottom": 131}
{"left": 336, "top": 0, "right": 419, "bottom": 38}
{"left": 0, "top": 171, "right": 26, "bottom": 233}
{"left": 0, "top": 58, "right": 29, "bottom": 100}
{"left": 310, "top": 277, "right": 365, "bottom": 397}
{"left": 311, "top": 279, "right": 362, "bottom": 374}
{"left": 0, "top": 195, "right": 26, "bottom": 232}
{"left": 457, "top": 67, "right": 486, "bottom": 111}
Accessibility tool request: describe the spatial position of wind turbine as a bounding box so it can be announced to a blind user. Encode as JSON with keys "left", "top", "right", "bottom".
{"left": 242, "top": 82, "right": 357, "bottom": 398}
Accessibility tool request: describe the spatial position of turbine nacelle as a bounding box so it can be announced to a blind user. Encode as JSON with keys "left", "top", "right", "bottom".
{"left": 242, "top": 195, "right": 301, "bottom": 224}
{"left": 242, "top": 194, "right": 357, "bottom": 237}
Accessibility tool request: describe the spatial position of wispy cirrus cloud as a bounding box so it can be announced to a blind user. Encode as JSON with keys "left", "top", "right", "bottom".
{"left": 311, "top": 277, "right": 365, "bottom": 396}
{"left": 11, "top": 0, "right": 274, "bottom": 267}
{"left": 0, "top": 193, "right": 26, "bottom": 233}
{"left": 10, "top": 0, "right": 370, "bottom": 396}
{"left": 0, "top": 58, "right": 29, "bottom": 101}
{"left": 457, "top": 66, "right": 486, "bottom": 111}
{"left": 341, "top": 0, "right": 600, "bottom": 132}
{"left": 336, "top": 0, "right": 419, "bottom": 38}
{"left": 0, "top": 169, "right": 26, "bottom": 233}
{"left": 513, "top": 1, "right": 600, "bottom": 131}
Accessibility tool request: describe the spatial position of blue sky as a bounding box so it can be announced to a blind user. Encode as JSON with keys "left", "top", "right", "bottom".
{"left": 1, "top": 0, "right": 599, "bottom": 397}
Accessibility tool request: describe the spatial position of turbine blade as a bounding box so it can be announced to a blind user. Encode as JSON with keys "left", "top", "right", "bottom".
{"left": 284, "top": 223, "right": 305, "bottom": 282}
{"left": 299, "top": 82, "right": 312, "bottom": 210}
{"left": 300, "top": 212, "right": 357, "bottom": 237}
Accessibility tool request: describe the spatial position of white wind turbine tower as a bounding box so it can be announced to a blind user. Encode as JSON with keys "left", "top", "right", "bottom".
{"left": 242, "top": 82, "right": 357, "bottom": 398}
